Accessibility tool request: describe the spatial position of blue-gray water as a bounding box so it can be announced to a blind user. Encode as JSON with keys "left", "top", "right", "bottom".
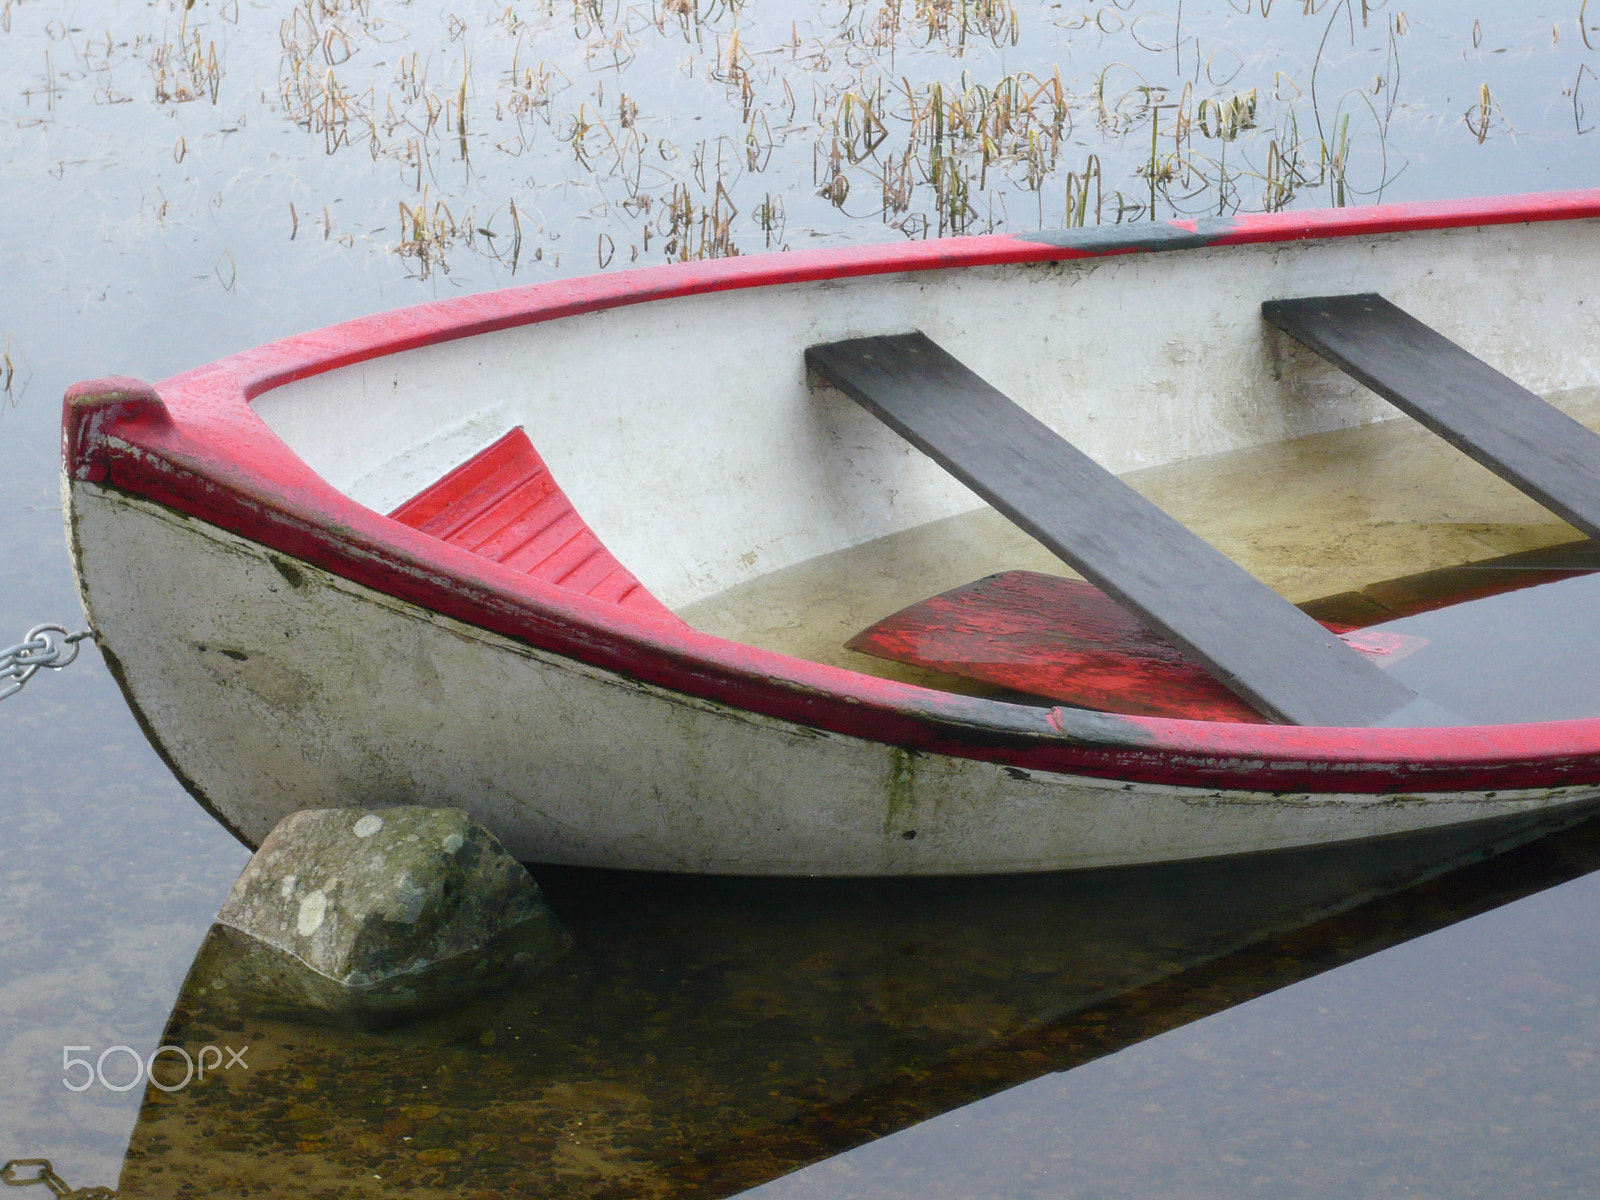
{"left": 745, "top": 865, "right": 1600, "bottom": 1200}
{"left": 3, "top": 0, "right": 1600, "bottom": 1193}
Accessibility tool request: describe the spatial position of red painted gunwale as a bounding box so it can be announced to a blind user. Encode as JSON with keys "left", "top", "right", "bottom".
{"left": 63, "top": 190, "right": 1600, "bottom": 794}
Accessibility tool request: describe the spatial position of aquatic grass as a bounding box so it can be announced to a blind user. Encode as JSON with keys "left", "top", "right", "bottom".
{"left": 274, "top": 0, "right": 1427, "bottom": 267}
{"left": 6, "top": 0, "right": 1575, "bottom": 281}
{"left": 397, "top": 187, "right": 476, "bottom": 278}
{"left": 1576, "top": 63, "right": 1598, "bottom": 133}
{"left": 1465, "top": 81, "right": 1497, "bottom": 143}
{"left": 151, "top": 24, "right": 222, "bottom": 105}
{"left": 1062, "top": 153, "right": 1102, "bottom": 226}
{"left": 0, "top": 336, "right": 21, "bottom": 407}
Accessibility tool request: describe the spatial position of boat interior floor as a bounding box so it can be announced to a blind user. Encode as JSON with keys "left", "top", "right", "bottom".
{"left": 796, "top": 308, "right": 1600, "bottom": 726}
{"left": 375, "top": 302, "right": 1600, "bottom": 725}
{"left": 806, "top": 332, "right": 1419, "bottom": 726}
{"left": 1265, "top": 294, "right": 1600, "bottom": 539}
{"left": 677, "top": 413, "right": 1600, "bottom": 723}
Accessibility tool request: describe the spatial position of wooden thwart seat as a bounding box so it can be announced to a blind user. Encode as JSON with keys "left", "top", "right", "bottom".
{"left": 806, "top": 333, "right": 1433, "bottom": 727}
{"left": 1263, "top": 293, "right": 1600, "bottom": 539}
{"left": 389, "top": 428, "right": 678, "bottom": 622}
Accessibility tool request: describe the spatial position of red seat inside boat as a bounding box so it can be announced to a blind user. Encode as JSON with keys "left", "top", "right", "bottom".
{"left": 389, "top": 428, "right": 680, "bottom": 623}
{"left": 851, "top": 549, "right": 1600, "bottom": 723}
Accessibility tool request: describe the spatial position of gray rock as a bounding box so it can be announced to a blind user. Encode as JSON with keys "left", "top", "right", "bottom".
{"left": 212, "top": 806, "right": 568, "bottom": 1024}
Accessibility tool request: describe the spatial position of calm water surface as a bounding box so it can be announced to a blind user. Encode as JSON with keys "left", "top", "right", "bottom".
{"left": 3, "top": 0, "right": 1600, "bottom": 1193}
{"left": 748, "top": 857, "right": 1600, "bottom": 1199}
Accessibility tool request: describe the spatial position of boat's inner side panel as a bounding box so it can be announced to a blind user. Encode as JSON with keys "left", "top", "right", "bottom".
{"left": 249, "top": 219, "right": 1600, "bottom": 614}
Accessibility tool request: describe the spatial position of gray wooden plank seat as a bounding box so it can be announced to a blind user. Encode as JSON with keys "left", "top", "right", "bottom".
{"left": 1263, "top": 293, "right": 1600, "bottom": 539}
{"left": 805, "top": 332, "right": 1433, "bottom": 728}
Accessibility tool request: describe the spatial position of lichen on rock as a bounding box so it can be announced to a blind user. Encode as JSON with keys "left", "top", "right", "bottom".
{"left": 210, "top": 806, "right": 568, "bottom": 1024}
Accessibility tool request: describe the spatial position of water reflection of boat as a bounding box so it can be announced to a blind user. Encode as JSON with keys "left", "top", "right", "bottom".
{"left": 63, "top": 190, "right": 1600, "bottom": 874}
{"left": 114, "top": 822, "right": 1599, "bottom": 1199}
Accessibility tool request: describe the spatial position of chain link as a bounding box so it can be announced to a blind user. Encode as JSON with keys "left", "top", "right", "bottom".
{"left": 0, "top": 625, "right": 94, "bottom": 703}
{"left": 0, "top": 1159, "right": 116, "bottom": 1199}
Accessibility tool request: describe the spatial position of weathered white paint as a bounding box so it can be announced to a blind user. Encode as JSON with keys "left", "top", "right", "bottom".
{"left": 253, "top": 220, "right": 1600, "bottom": 610}
{"left": 68, "top": 484, "right": 1600, "bottom": 875}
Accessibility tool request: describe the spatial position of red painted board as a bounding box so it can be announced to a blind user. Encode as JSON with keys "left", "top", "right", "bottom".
{"left": 390, "top": 429, "right": 680, "bottom": 623}
{"left": 847, "top": 572, "right": 1426, "bottom": 723}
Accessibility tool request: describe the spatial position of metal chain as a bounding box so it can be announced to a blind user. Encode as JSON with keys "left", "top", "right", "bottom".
{"left": 0, "top": 625, "right": 94, "bottom": 703}
{"left": 0, "top": 1159, "right": 116, "bottom": 1199}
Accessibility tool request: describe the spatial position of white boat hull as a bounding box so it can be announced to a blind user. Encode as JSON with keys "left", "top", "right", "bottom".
{"left": 69, "top": 483, "right": 1600, "bottom": 874}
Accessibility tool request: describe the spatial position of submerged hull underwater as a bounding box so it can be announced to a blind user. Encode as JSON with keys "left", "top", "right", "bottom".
{"left": 63, "top": 191, "right": 1600, "bottom": 874}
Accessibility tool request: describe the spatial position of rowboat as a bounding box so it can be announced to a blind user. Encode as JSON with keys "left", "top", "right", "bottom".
{"left": 63, "top": 190, "right": 1600, "bottom": 875}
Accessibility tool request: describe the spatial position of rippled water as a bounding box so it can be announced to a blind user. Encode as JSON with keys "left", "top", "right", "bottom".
{"left": 4, "top": 0, "right": 1600, "bottom": 1192}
